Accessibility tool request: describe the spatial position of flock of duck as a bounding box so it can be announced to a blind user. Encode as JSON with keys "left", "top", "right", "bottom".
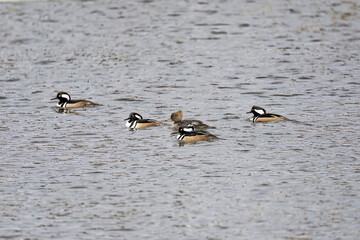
{"left": 52, "top": 92, "right": 288, "bottom": 144}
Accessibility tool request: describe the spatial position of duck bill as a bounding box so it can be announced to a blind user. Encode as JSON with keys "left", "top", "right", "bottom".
{"left": 124, "top": 118, "right": 130, "bottom": 121}
{"left": 51, "top": 97, "right": 57, "bottom": 100}
{"left": 246, "top": 111, "right": 252, "bottom": 114}
{"left": 166, "top": 118, "right": 172, "bottom": 122}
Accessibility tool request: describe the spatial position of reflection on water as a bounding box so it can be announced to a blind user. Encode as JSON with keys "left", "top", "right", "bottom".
{"left": 53, "top": 107, "right": 79, "bottom": 115}
{"left": 0, "top": 0, "right": 359, "bottom": 239}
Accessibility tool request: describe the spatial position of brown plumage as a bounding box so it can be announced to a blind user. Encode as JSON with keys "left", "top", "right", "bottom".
{"left": 166, "top": 110, "right": 211, "bottom": 130}
{"left": 125, "top": 112, "right": 163, "bottom": 130}
{"left": 52, "top": 92, "right": 100, "bottom": 108}
{"left": 177, "top": 125, "right": 218, "bottom": 144}
{"left": 247, "top": 106, "right": 287, "bottom": 123}
{"left": 252, "top": 116, "right": 286, "bottom": 122}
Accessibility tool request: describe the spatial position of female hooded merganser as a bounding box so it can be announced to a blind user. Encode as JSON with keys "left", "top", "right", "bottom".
{"left": 125, "top": 112, "right": 163, "bottom": 130}
{"left": 247, "top": 106, "right": 287, "bottom": 122}
{"left": 166, "top": 110, "right": 211, "bottom": 131}
{"left": 51, "top": 92, "right": 100, "bottom": 108}
{"left": 177, "top": 125, "right": 218, "bottom": 144}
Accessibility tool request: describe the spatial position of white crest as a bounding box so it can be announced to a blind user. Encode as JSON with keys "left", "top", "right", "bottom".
{"left": 61, "top": 93, "right": 70, "bottom": 101}
{"left": 183, "top": 125, "right": 195, "bottom": 132}
{"left": 135, "top": 113, "right": 143, "bottom": 119}
{"left": 254, "top": 108, "right": 265, "bottom": 115}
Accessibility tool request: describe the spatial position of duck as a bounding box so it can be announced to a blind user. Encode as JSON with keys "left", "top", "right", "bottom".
{"left": 166, "top": 110, "right": 211, "bottom": 131}
{"left": 51, "top": 92, "right": 100, "bottom": 108}
{"left": 125, "top": 112, "right": 163, "bottom": 130}
{"left": 247, "top": 106, "right": 287, "bottom": 122}
{"left": 177, "top": 124, "right": 218, "bottom": 144}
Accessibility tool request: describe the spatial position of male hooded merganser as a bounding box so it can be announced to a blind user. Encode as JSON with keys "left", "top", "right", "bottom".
{"left": 51, "top": 92, "right": 100, "bottom": 108}
{"left": 247, "top": 106, "right": 287, "bottom": 122}
{"left": 177, "top": 125, "right": 218, "bottom": 144}
{"left": 125, "top": 112, "right": 163, "bottom": 130}
{"left": 166, "top": 110, "right": 211, "bottom": 130}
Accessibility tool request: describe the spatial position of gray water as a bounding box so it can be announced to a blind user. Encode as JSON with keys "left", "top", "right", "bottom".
{"left": 0, "top": 0, "right": 359, "bottom": 239}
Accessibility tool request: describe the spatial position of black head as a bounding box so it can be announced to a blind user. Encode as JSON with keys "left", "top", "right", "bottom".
{"left": 51, "top": 92, "right": 71, "bottom": 102}
{"left": 178, "top": 126, "right": 185, "bottom": 134}
{"left": 247, "top": 106, "right": 266, "bottom": 116}
{"left": 125, "top": 112, "right": 143, "bottom": 121}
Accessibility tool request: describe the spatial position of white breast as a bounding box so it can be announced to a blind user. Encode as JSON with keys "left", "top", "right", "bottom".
{"left": 177, "top": 134, "right": 185, "bottom": 140}
{"left": 125, "top": 120, "right": 137, "bottom": 129}
{"left": 57, "top": 102, "right": 67, "bottom": 108}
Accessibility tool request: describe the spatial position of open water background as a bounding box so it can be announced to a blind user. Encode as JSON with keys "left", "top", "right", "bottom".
{"left": 0, "top": 0, "right": 359, "bottom": 239}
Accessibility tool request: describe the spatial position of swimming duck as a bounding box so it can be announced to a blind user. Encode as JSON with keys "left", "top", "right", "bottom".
{"left": 177, "top": 125, "right": 218, "bottom": 144}
{"left": 166, "top": 110, "right": 211, "bottom": 130}
{"left": 247, "top": 106, "right": 287, "bottom": 122}
{"left": 51, "top": 92, "right": 100, "bottom": 108}
{"left": 125, "top": 112, "right": 163, "bottom": 130}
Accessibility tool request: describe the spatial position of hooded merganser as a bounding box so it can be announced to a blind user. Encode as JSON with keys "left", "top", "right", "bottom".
{"left": 177, "top": 125, "right": 218, "bottom": 144}
{"left": 51, "top": 92, "right": 100, "bottom": 108}
{"left": 247, "top": 106, "right": 287, "bottom": 122}
{"left": 166, "top": 110, "right": 211, "bottom": 130}
{"left": 125, "top": 112, "right": 163, "bottom": 130}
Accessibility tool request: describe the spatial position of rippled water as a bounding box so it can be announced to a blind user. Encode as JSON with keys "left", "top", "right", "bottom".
{"left": 1, "top": 0, "right": 359, "bottom": 239}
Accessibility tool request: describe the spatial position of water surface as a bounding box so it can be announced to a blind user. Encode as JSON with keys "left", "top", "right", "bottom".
{"left": 0, "top": 0, "right": 359, "bottom": 239}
